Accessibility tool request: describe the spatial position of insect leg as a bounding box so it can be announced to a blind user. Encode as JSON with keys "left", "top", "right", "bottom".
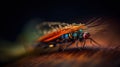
{"left": 89, "top": 38, "right": 101, "bottom": 47}
{"left": 58, "top": 37, "right": 69, "bottom": 51}
{"left": 63, "top": 40, "right": 75, "bottom": 51}
{"left": 76, "top": 39, "right": 84, "bottom": 50}
{"left": 89, "top": 38, "right": 96, "bottom": 47}
{"left": 76, "top": 40, "right": 79, "bottom": 48}
{"left": 58, "top": 44, "right": 64, "bottom": 51}
{"left": 82, "top": 39, "right": 86, "bottom": 48}
{"left": 58, "top": 40, "right": 65, "bottom": 51}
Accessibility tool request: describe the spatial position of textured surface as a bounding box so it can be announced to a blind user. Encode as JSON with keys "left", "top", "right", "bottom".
{"left": 5, "top": 47, "right": 120, "bottom": 67}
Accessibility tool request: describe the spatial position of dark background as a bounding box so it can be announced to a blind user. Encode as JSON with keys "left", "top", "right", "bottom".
{"left": 1, "top": 0, "right": 120, "bottom": 42}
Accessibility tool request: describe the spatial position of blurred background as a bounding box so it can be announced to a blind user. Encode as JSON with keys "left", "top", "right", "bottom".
{"left": 0, "top": 0, "right": 120, "bottom": 66}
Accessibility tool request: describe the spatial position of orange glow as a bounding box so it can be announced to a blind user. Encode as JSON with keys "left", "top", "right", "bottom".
{"left": 49, "top": 44, "right": 54, "bottom": 47}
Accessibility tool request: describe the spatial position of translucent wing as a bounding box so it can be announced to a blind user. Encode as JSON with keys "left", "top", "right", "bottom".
{"left": 85, "top": 17, "right": 108, "bottom": 35}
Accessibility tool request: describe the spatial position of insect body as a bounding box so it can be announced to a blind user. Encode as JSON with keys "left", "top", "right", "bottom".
{"left": 34, "top": 23, "right": 101, "bottom": 51}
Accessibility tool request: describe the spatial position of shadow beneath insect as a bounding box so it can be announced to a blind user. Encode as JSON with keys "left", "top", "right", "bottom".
{"left": 32, "top": 46, "right": 100, "bottom": 57}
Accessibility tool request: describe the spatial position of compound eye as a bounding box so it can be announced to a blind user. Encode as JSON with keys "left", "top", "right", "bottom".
{"left": 83, "top": 32, "right": 90, "bottom": 39}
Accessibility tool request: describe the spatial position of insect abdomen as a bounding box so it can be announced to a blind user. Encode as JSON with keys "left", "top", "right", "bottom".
{"left": 61, "top": 33, "right": 72, "bottom": 39}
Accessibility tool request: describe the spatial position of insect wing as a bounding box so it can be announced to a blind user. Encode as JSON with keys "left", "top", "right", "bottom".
{"left": 36, "top": 28, "right": 72, "bottom": 42}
